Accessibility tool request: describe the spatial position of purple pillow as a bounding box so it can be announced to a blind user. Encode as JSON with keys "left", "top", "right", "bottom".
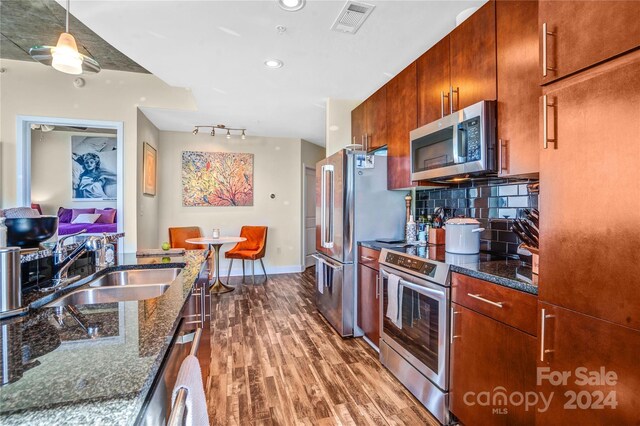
{"left": 95, "top": 208, "right": 116, "bottom": 224}
{"left": 71, "top": 208, "right": 95, "bottom": 222}
{"left": 57, "top": 207, "right": 73, "bottom": 223}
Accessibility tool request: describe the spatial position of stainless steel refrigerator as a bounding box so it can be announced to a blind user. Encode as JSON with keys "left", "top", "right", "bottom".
{"left": 314, "top": 149, "right": 406, "bottom": 337}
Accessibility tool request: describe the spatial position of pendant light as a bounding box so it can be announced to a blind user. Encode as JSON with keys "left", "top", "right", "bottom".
{"left": 29, "top": 0, "right": 101, "bottom": 74}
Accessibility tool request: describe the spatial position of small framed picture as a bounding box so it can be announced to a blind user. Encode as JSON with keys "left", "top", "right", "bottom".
{"left": 143, "top": 142, "right": 157, "bottom": 196}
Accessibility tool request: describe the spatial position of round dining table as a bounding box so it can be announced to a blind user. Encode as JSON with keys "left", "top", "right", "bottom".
{"left": 186, "top": 236, "right": 246, "bottom": 294}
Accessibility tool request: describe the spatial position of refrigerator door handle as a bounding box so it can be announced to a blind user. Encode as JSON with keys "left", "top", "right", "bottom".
{"left": 321, "top": 165, "right": 334, "bottom": 248}
{"left": 320, "top": 165, "right": 326, "bottom": 248}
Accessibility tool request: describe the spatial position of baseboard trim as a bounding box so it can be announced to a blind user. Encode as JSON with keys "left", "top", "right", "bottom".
{"left": 225, "top": 264, "right": 304, "bottom": 277}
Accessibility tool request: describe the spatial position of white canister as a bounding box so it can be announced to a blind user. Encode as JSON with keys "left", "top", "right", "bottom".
{"left": 444, "top": 218, "right": 485, "bottom": 254}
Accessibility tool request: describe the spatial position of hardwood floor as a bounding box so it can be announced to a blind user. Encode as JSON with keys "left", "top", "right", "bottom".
{"left": 206, "top": 267, "right": 438, "bottom": 426}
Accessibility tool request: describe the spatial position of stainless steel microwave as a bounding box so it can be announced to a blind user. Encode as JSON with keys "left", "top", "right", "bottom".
{"left": 410, "top": 100, "right": 496, "bottom": 181}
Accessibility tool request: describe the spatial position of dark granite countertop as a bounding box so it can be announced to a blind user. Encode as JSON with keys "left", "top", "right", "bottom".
{"left": 358, "top": 240, "right": 538, "bottom": 295}
{"left": 0, "top": 251, "right": 206, "bottom": 425}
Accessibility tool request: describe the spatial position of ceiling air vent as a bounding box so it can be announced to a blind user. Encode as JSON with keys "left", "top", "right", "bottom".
{"left": 330, "top": 1, "right": 375, "bottom": 34}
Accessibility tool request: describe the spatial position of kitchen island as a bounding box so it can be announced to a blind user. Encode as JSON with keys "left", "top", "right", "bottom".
{"left": 0, "top": 251, "right": 207, "bottom": 425}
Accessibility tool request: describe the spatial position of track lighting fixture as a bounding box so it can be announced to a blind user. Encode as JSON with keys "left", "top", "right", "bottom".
{"left": 192, "top": 124, "right": 247, "bottom": 139}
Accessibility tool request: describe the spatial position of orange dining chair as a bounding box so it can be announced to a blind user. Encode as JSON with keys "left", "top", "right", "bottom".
{"left": 225, "top": 226, "right": 268, "bottom": 284}
{"left": 168, "top": 227, "right": 207, "bottom": 250}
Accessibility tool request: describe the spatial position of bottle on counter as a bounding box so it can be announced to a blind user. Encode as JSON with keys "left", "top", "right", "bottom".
{"left": 406, "top": 215, "right": 417, "bottom": 244}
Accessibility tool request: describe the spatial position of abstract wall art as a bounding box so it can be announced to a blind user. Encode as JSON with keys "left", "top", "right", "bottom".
{"left": 181, "top": 151, "right": 254, "bottom": 207}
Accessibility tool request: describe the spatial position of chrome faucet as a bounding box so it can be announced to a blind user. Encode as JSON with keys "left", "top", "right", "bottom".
{"left": 49, "top": 233, "right": 102, "bottom": 290}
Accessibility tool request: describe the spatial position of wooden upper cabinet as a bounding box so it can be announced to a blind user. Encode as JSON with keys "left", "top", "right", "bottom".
{"left": 351, "top": 86, "right": 387, "bottom": 152}
{"left": 539, "top": 52, "right": 640, "bottom": 330}
{"left": 386, "top": 62, "right": 417, "bottom": 190}
{"left": 496, "top": 0, "right": 540, "bottom": 177}
{"left": 450, "top": 303, "right": 535, "bottom": 426}
{"left": 537, "top": 303, "right": 640, "bottom": 424}
{"left": 417, "top": 35, "right": 451, "bottom": 127}
{"left": 351, "top": 103, "right": 366, "bottom": 147}
{"left": 450, "top": 0, "right": 497, "bottom": 111}
{"left": 540, "top": 1, "right": 640, "bottom": 85}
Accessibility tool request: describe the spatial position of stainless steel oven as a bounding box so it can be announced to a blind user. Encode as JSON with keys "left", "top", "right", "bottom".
{"left": 378, "top": 248, "right": 451, "bottom": 425}
{"left": 410, "top": 100, "right": 496, "bottom": 181}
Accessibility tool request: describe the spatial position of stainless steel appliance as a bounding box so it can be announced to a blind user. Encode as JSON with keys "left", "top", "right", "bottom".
{"left": 315, "top": 150, "right": 405, "bottom": 337}
{"left": 410, "top": 100, "right": 496, "bottom": 181}
{"left": 378, "top": 248, "right": 452, "bottom": 425}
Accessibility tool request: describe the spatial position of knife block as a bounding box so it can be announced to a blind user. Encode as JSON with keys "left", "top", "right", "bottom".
{"left": 428, "top": 228, "right": 446, "bottom": 245}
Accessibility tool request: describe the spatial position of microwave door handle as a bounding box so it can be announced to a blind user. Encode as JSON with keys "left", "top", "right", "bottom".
{"left": 451, "top": 125, "right": 460, "bottom": 165}
{"left": 457, "top": 124, "right": 467, "bottom": 163}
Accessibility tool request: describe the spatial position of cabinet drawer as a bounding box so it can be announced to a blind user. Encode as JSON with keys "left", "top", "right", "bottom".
{"left": 358, "top": 246, "right": 380, "bottom": 270}
{"left": 452, "top": 272, "right": 537, "bottom": 335}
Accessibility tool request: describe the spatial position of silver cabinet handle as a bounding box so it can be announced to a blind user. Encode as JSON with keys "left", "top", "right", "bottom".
{"left": 365, "top": 133, "right": 369, "bottom": 151}
{"left": 440, "top": 90, "right": 450, "bottom": 118}
{"left": 540, "top": 308, "right": 555, "bottom": 362}
{"left": 450, "top": 307, "right": 459, "bottom": 344}
{"left": 360, "top": 256, "right": 376, "bottom": 262}
{"left": 449, "top": 86, "right": 459, "bottom": 113}
{"left": 542, "top": 95, "right": 556, "bottom": 149}
{"left": 375, "top": 275, "right": 380, "bottom": 299}
{"left": 499, "top": 139, "right": 508, "bottom": 173}
{"left": 467, "top": 293, "right": 503, "bottom": 308}
{"left": 542, "top": 22, "right": 555, "bottom": 77}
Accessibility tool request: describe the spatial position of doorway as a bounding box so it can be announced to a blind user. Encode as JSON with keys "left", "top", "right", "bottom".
{"left": 302, "top": 165, "right": 316, "bottom": 268}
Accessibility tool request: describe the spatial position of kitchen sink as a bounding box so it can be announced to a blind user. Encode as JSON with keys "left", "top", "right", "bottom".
{"left": 88, "top": 268, "right": 181, "bottom": 287}
{"left": 44, "top": 268, "right": 182, "bottom": 307}
{"left": 45, "top": 284, "right": 171, "bottom": 307}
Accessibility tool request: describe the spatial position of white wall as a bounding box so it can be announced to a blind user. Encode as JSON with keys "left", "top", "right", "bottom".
{"left": 157, "top": 131, "right": 319, "bottom": 274}
{"left": 325, "top": 98, "right": 361, "bottom": 156}
{"left": 0, "top": 59, "right": 196, "bottom": 251}
{"left": 136, "top": 110, "right": 160, "bottom": 249}
{"left": 31, "top": 129, "right": 117, "bottom": 215}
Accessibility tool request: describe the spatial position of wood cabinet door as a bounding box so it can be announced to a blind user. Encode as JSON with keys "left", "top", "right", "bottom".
{"left": 496, "top": 0, "right": 540, "bottom": 178}
{"left": 539, "top": 1, "right": 640, "bottom": 84}
{"left": 539, "top": 52, "right": 640, "bottom": 330}
{"left": 417, "top": 35, "right": 450, "bottom": 127}
{"left": 450, "top": 303, "right": 535, "bottom": 426}
{"left": 351, "top": 102, "right": 366, "bottom": 147}
{"left": 450, "top": 0, "right": 497, "bottom": 111}
{"left": 386, "top": 62, "right": 417, "bottom": 190}
{"left": 357, "top": 263, "right": 379, "bottom": 347}
{"left": 537, "top": 303, "right": 640, "bottom": 424}
{"left": 364, "top": 86, "right": 387, "bottom": 151}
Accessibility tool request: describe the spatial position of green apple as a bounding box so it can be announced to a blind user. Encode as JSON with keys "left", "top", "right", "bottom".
{"left": 162, "top": 257, "right": 171, "bottom": 263}
{"left": 161, "top": 242, "right": 170, "bottom": 251}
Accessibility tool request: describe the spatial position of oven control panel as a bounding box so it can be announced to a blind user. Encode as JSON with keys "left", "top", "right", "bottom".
{"left": 384, "top": 252, "right": 437, "bottom": 278}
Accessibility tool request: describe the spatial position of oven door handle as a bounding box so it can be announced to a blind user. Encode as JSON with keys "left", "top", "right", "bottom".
{"left": 380, "top": 269, "right": 445, "bottom": 299}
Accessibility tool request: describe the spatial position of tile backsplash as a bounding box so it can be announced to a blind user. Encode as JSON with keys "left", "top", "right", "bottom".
{"left": 415, "top": 178, "right": 539, "bottom": 255}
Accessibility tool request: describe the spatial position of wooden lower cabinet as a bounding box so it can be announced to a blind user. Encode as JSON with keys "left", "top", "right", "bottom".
{"left": 450, "top": 303, "right": 536, "bottom": 426}
{"left": 357, "top": 262, "right": 379, "bottom": 347}
{"left": 537, "top": 303, "right": 640, "bottom": 424}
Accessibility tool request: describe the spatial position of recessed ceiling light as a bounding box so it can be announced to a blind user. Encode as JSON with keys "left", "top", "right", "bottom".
{"left": 264, "top": 59, "right": 284, "bottom": 69}
{"left": 278, "top": 0, "right": 305, "bottom": 12}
